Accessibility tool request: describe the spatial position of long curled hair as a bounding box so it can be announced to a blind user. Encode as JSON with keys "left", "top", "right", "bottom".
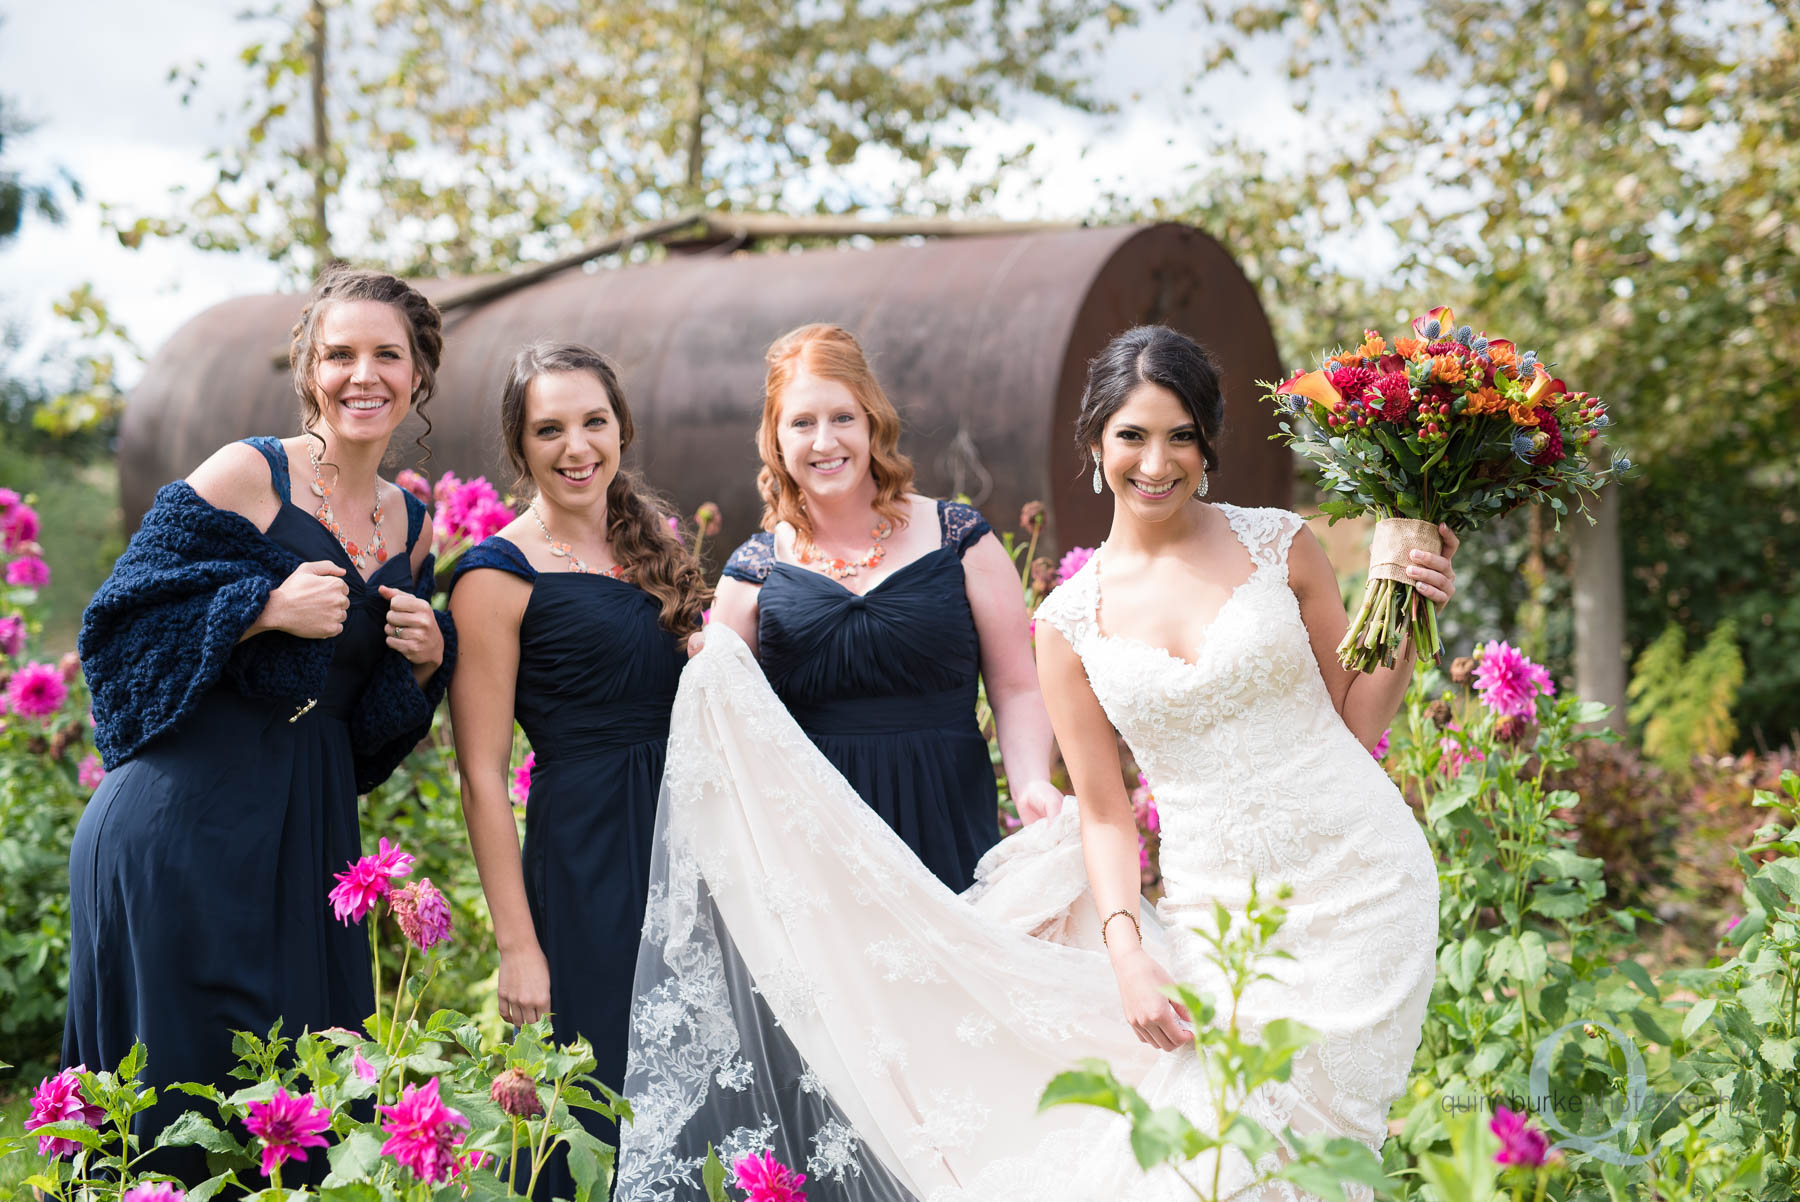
{"left": 756, "top": 324, "right": 916, "bottom": 553}
{"left": 289, "top": 264, "right": 444, "bottom": 463}
{"left": 499, "top": 341, "right": 708, "bottom": 636}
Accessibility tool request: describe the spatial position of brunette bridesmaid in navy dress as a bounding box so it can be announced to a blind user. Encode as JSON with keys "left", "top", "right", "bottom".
{"left": 448, "top": 342, "right": 707, "bottom": 1196}
{"left": 712, "top": 323, "right": 1062, "bottom": 892}
{"left": 66, "top": 268, "right": 455, "bottom": 1186}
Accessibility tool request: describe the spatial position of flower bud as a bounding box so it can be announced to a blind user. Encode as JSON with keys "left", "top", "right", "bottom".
{"left": 1582, "top": 1023, "right": 1600, "bottom": 1039}
{"left": 1426, "top": 699, "right": 1454, "bottom": 728}
{"left": 59, "top": 651, "right": 81, "bottom": 684}
{"left": 694, "top": 502, "right": 722, "bottom": 538}
{"left": 1449, "top": 656, "right": 1476, "bottom": 685}
{"left": 1029, "top": 557, "right": 1056, "bottom": 593}
{"left": 1495, "top": 715, "right": 1534, "bottom": 744}
{"left": 1019, "top": 501, "right": 1046, "bottom": 532}
{"left": 490, "top": 1068, "right": 544, "bottom": 1118}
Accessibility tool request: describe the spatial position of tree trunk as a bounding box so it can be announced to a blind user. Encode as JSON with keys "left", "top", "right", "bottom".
{"left": 308, "top": 0, "right": 331, "bottom": 258}
{"left": 1572, "top": 480, "right": 1628, "bottom": 731}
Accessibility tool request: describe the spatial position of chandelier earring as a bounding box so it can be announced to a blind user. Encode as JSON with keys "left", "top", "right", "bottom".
{"left": 1196, "top": 468, "right": 1209, "bottom": 499}
{"left": 1092, "top": 453, "right": 1104, "bottom": 494}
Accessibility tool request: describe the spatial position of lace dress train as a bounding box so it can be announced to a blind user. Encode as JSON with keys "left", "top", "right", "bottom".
{"left": 617, "top": 506, "right": 1437, "bottom": 1201}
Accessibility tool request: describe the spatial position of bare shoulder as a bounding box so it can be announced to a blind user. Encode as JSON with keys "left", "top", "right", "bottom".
{"left": 446, "top": 557, "right": 531, "bottom": 628}
{"left": 1284, "top": 518, "right": 1338, "bottom": 602}
{"left": 186, "top": 441, "right": 282, "bottom": 530}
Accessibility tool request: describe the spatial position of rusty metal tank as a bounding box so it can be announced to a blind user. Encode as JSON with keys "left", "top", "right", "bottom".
{"left": 120, "top": 222, "right": 1289, "bottom": 558}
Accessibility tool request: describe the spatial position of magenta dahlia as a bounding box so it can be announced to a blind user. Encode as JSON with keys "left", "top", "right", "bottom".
{"left": 732, "top": 1151, "right": 808, "bottom": 1202}
{"left": 122, "top": 1183, "right": 186, "bottom": 1202}
{"left": 242, "top": 1086, "right": 332, "bottom": 1177}
{"left": 1472, "top": 641, "right": 1555, "bottom": 720}
{"left": 7, "top": 661, "right": 67, "bottom": 718}
{"left": 1055, "top": 546, "right": 1094, "bottom": 584}
{"left": 379, "top": 1076, "right": 469, "bottom": 1184}
{"left": 389, "top": 878, "right": 453, "bottom": 950}
{"left": 511, "top": 751, "right": 535, "bottom": 805}
{"left": 7, "top": 554, "right": 49, "bottom": 588}
{"left": 328, "top": 837, "right": 416, "bottom": 923}
{"left": 0, "top": 613, "right": 24, "bottom": 658}
{"left": 25, "top": 1066, "right": 104, "bottom": 1158}
{"left": 1491, "top": 1106, "right": 1550, "bottom": 1167}
{"left": 4, "top": 503, "right": 40, "bottom": 550}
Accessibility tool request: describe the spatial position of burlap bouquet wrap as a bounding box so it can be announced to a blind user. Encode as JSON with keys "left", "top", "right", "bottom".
{"left": 1367, "top": 518, "right": 1442, "bottom": 584}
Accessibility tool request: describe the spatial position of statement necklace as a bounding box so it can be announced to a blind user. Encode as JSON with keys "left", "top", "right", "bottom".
{"left": 531, "top": 503, "right": 627, "bottom": 579}
{"left": 797, "top": 519, "right": 893, "bottom": 580}
{"left": 308, "top": 441, "right": 386, "bottom": 569}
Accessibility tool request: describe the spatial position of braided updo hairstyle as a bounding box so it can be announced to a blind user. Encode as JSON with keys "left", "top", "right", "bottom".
{"left": 288, "top": 264, "right": 445, "bottom": 462}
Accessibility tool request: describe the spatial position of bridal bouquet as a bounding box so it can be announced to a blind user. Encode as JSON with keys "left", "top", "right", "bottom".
{"left": 1263, "top": 306, "right": 1628, "bottom": 673}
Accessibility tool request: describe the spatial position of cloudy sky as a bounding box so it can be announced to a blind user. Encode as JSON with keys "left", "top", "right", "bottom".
{"left": 0, "top": 1, "right": 1303, "bottom": 383}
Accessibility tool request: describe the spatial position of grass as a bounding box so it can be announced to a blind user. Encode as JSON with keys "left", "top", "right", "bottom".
{"left": 0, "top": 1089, "right": 34, "bottom": 1200}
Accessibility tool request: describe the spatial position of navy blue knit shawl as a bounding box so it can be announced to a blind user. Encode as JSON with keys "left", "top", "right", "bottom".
{"left": 79, "top": 480, "right": 457, "bottom": 791}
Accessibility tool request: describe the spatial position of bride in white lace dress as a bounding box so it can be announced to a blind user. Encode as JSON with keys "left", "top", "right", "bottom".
{"left": 615, "top": 326, "right": 1458, "bottom": 1202}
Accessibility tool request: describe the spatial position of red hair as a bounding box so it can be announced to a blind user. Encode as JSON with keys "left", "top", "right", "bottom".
{"left": 756, "top": 324, "right": 916, "bottom": 552}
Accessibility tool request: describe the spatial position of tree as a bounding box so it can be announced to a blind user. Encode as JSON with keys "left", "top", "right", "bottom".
{"left": 112, "top": 0, "right": 1138, "bottom": 277}
{"left": 1130, "top": 0, "right": 1798, "bottom": 739}
{"left": 0, "top": 93, "right": 77, "bottom": 248}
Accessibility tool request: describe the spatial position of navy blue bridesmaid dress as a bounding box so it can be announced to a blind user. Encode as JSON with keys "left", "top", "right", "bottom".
{"left": 63, "top": 437, "right": 434, "bottom": 1185}
{"left": 722, "top": 500, "right": 998, "bottom": 892}
{"left": 449, "top": 536, "right": 684, "bottom": 1194}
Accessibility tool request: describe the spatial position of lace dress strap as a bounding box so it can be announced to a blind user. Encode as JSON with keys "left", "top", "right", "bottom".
{"left": 240, "top": 436, "right": 290, "bottom": 502}
{"left": 721, "top": 532, "right": 776, "bottom": 584}
{"left": 1219, "top": 504, "right": 1306, "bottom": 586}
{"left": 936, "top": 500, "right": 992, "bottom": 558}
{"left": 1032, "top": 556, "right": 1100, "bottom": 651}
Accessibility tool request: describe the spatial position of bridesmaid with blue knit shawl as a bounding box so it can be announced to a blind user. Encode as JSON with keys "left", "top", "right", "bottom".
{"left": 66, "top": 266, "right": 457, "bottom": 1186}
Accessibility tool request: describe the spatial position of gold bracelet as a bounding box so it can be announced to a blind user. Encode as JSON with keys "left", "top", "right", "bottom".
{"left": 1100, "top": 908, "right": 1141, "bottom": 949}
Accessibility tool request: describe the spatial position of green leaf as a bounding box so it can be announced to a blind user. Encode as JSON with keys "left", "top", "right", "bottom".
{"left": 155, "top": 1111, "right": 246, "bottom": 1156}
{"left": 1615, "top": 958, "right": 1660, "bottom": 1000}
{"left": 1758, "top": 1037, "right": 1796, "bottom": 1072}
{"left": 1681, "top": 997, "right": 1718, "bottom": 1041}
{"left": 323, "top": 1129, "right": 385, "bottom": 1186}
{"left": 1127, "top": 1105, "right": 1198, "bottom": 1171}
{"left": 702, "top": 1145, "right": 729, "bottom": 1202}
{"left": 1038, "top": 1062, "right": 1142, "bottom": 1117}
{"left": 318, "top": 1185, "right": 383, "bottom": 1202}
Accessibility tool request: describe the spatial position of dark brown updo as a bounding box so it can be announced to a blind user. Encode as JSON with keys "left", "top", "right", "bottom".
{"left": 288, "top": 264, "right": 445, "bottom": 461}
{"left": 1075, "top": 325, "right": 1225, "bottom": 471}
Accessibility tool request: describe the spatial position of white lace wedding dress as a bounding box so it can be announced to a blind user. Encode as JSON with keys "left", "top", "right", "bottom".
{"left": 616, "top": 505, "right": 1438, "bottom": 1202}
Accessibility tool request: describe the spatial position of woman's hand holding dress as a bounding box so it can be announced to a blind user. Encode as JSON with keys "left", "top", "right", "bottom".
{"left": 248, "top": 560, "right": 350, "bottom": 640}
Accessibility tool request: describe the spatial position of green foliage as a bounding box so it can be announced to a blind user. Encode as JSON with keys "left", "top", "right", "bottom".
{"left": 1628, "top": 621, "right": 1745, "bottom": 778}
{"left": 0, "top": 78, "right": 76, "bottom": 247}
{"left": 117, "top": 0, "right": 1141, "bottom": 277}
{"left": 1657, "top": 770, "right": 1800, "bottom": 1199}
{"left": 14, "top": 908, "right": 621, "bottom": 1202}
{"left": 1040, "top": 879, "right": 1391, "bottom": 1200}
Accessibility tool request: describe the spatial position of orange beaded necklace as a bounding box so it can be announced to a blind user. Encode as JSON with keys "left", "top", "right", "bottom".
{"left": 307, "top": 441, "right": 387, "bottom": 569}
{"left": 797, "top": 519, "right": 893, "bottom": 580}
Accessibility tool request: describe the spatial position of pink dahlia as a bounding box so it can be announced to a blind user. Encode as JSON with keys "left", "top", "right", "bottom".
{"left": 0, "top": 613, "right": 25, "bottom": 658}
{"left": 1055, "top": 546, "right": 1095, "bottom": 584}
{"left": 379, "top": 1076, "right": 469, "bottom": 1184}
{"left": 0, "top": 487, "right": 18, "bottom": 513}
{"left": 436, "top": 476, "right": 507, "bottom": 546}
{"left": 4, "top": 503, "right": 40, "bottom": 550}
{"left": 1471, "top": 641, "right": 1554, "bottom": 720}
{"left": 1130, "top": 775, "right": 1160, "bottom": 834}
{"left": 122, "top": 1184, "right": 186, "bottom": 1202}
{"left": 243, "top": 1086, "right": 332, "bottom": 1177}
{"left": 732, "top": 1151, "right": 808, "bottom": 1202}
{"left": 26, "top": 1066, "right": 104, "bottom": 1158}
{"left": 328, "top": 837, "right": 416, "bottom": 923}
{"left": 511, "top": 751, "right": 535, "bottom": 805}
{"left": 389, "top": 878, "right": 453, "bottom": 950}
{"left": 78, "top": 754, "right": 105, "bottom": 791}
{"left": 1439, "top": 725, "right": 1486, "bottom": 778}
{"left": 7, "top": 661, "right": 68, "bottom": 719}
{"left": 7, "top": 554, "right": 50, "bottom": 588}
{"left": 1371, "top": 729, "right": 1391, "bottom": 760}
{"left": 395, "top": 469, "right": 433, "bottom": 507}
{"left": 1490, "top": 1106, "right": 1549, "bottom": 1167}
